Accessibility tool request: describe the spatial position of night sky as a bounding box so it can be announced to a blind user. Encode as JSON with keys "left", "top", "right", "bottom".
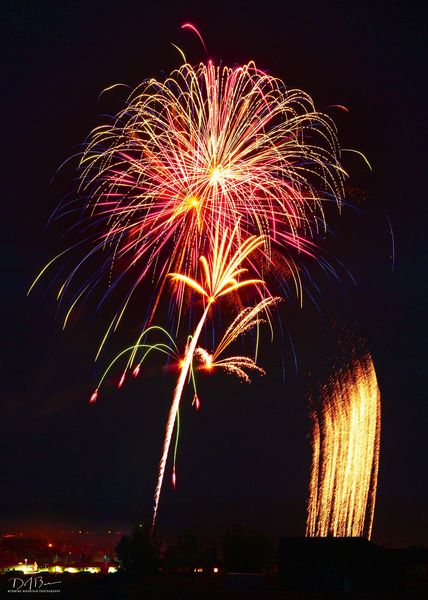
{"left": 2, "top": 0, "right": 427, "bottom": 547}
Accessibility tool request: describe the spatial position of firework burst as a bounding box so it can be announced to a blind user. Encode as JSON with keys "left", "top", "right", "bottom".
{"left": 33, "top": 60, "right": 346, "bottom": 347}
{"left": 30, "top": 48, "right": 348, "bottom": 528}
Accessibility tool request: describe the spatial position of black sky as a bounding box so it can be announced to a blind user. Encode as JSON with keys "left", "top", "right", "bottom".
{"left": 1, "top": 0, "right": 427, "bottom": 546}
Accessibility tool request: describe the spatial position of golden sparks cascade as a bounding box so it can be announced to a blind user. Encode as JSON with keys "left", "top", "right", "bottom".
{"left": 306, "top": 353, "right": 381, "bottom": 539}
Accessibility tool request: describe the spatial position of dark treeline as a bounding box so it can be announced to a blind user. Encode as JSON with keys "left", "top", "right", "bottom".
{"left": 115, "top": 523, "right": 274, "bottom": 575}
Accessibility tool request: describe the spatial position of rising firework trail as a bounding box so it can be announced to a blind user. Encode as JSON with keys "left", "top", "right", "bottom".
{"left": 152, "top": 223, "right": 271, "bottom": 527}
{"left": 30, "top": 33, "right": 349, "bottom": 528}
{"left": 306, "top": 352, "right": 381, "bottom": 539}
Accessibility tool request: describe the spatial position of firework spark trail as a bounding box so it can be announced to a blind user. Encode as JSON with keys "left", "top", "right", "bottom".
{"left": 152, "top": 303, "right": 209, "bottom": 529}
{"left": 90, "top": 325, "right": 180, "bottom": 401}
{"left": 192, "top": 296, "right": 281, "bottom": 385}
{"left": 152, "top": 224, "right": 267, "bottom": 528}
{"left": 306, "top": 353, "right": 381, "bottom": 539}
{"left": 195, "top": 349, "right": 265, "bottom": 383}
{"left": 210, "top": 295, "right": 281, "bottom": 360}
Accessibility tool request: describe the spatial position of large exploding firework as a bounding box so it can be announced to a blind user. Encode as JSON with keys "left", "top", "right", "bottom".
{"left": 31, "top": 45, "right": 347, "bottom": 527}
{"left": 32, "top": 60, "right": 345, "bottom": 342}
{"left": 306, "top": 352, "right": 381, "bottom": 539}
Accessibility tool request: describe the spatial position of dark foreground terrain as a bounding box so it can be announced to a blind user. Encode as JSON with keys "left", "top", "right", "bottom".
{"left": 1, "top": 572, "right": 426, "bottom": 600}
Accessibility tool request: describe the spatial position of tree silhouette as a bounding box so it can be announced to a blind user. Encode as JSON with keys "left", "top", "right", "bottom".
{"left": 222, "top": 525, "right": 274, "bottom": 573}
{"left": 115, "top": 523, "right": 160, "bottom": 574}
